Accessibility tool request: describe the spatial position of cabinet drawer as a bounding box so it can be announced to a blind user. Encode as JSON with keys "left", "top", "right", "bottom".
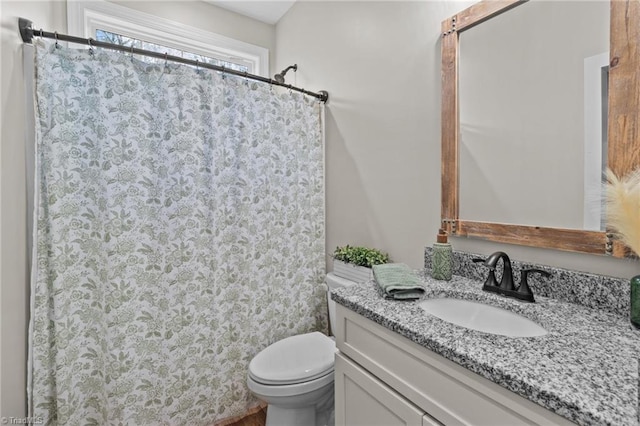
{"left": 335, "top": 352, "right": 431, "bottom": 426}
{"left": 335, "top": 305, "right": 574, "bottom": 426}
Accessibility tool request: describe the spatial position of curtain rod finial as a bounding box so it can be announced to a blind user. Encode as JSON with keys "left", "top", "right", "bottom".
{"left": 19, "top": 18, "right": 34, "bottom": 43}
{"left": 319, "top": 91, "right": 329, "bottom": 103}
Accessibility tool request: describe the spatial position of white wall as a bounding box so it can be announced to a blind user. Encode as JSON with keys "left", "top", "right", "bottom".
{"left": 275, "top": 0, "right": 640, "bottom": 279}
{"left": 277, "top": 0, "right": 469, "bottom": 269}
{"left": 1, "top": 2, "right": 67, "bottom": 417}
{"left": 0, "top": 0, "right": 274, "bottom": 417}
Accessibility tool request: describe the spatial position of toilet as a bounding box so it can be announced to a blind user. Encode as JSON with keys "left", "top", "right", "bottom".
{"left": 247, "top": 273, "right": 355, "bottom": 426}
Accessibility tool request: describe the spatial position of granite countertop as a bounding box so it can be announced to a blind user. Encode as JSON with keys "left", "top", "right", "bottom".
{"left": 331, "top": 271, "right": 640, "bottom": 426}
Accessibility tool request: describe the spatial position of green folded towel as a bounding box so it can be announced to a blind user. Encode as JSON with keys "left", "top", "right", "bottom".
{"left": 372, "top": 263, "right": 425, "bottom": 300}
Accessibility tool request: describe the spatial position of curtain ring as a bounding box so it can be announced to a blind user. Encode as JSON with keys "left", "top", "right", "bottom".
{"left": 164, "top": 52, "right": 168, "bottom": 66}
{"left": 196, "top": 60, "right": 199, "bottom": 72}
{"left": 243, "top": 70, "right": 249, "bottom": 85}
{"left": 39, "top": 28, "right": 44, "bottom": 38}
{"left": 54, "top": 31, "right": 59, "bottom": 48}
{"left": 87, "top": 37, "right": 94, "bottom": 54}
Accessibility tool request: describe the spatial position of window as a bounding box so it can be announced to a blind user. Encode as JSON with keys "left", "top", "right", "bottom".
{"left": 67, "top": 0, "right": 268, "bottom": 76}
{"left": 94, "top": 29, "right": 249, "bottom": 72}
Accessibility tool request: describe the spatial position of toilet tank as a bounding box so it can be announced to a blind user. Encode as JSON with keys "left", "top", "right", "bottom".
{"left": 326, "top": 273, "right": 357, "bottom": 336}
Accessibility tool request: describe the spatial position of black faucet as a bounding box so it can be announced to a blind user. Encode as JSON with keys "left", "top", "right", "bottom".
{"left": 473, "top": 252, "right": 550, "bottom": 303}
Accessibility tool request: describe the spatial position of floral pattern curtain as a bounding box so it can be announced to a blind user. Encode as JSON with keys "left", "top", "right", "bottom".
{"left": 29, "top": 40, "right": 326, "bottom": 425}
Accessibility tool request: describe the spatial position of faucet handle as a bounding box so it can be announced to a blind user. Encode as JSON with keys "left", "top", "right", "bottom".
{"left": 519, "top": 268, "right": 551, "bottom": 302}
{"left": 472, "top": 257, "right": 496, "bottom": 270}
{"left": 472, "top": 257, "right": 499, "bottom": 289}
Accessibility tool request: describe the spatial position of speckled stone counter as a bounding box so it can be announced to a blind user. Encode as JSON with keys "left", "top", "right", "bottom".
{"left": 331, "top": 272, "right": 640, "bottom": 426}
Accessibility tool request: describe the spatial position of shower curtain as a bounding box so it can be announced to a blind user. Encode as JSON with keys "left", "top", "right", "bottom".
{"left": 29, "top": 40, "right": 326, "bottom": 425}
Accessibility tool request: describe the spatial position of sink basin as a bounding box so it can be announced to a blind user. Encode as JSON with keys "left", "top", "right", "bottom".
{"left": 418, "top": 298, "right": 547, "bottom": 337}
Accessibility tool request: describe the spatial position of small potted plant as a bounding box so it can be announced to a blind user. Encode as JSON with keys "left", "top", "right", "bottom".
{"left": 332, "top": 245, "right": 390, "bottom": 283}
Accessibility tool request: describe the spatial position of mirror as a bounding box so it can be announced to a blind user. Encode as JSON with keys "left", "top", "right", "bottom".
{"left": 441, "top": 0, "right": 640, "bottom": 257}
{"left": 459, "top": 1, "right": 609, "bottom": 231}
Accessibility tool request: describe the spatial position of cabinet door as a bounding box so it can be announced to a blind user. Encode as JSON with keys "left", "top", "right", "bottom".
{"left": 335, "top": 353, "right": 429, "bottom": 426}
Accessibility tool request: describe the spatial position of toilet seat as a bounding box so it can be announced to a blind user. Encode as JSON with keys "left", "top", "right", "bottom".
{"left": 247, "top": 369, "right": 335, "bottom": 398}
{"left": 249, "top": 332, "right": 336, "bottom": 385}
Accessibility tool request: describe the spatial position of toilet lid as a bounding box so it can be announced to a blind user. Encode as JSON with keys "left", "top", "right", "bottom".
{"left": 249, "top": 332, "right": 336, "bottom": 385}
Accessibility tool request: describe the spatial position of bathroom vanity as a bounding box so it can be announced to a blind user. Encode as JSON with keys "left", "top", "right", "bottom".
{"left": 331, "top": 260, "right": 639, "bottom": 425}
{"left": 334, "top": 306, "right": 572, "bottom": 425}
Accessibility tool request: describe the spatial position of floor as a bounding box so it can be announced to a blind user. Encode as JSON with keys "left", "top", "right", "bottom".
{"left": 214, "top": 403, "right": 267, "bottom": 426}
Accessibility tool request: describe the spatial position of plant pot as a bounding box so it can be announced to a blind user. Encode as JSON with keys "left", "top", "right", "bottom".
{"left": 333, "top": 260, "right": 373, "bottom": 283}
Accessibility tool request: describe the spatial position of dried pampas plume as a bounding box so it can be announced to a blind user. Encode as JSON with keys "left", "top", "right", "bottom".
{"left": 605, "top": 168, "right": 640, "bottom": 257}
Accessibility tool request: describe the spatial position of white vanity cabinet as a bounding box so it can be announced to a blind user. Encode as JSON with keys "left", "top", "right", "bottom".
{"left": 334, "top": 304, "right": 575, "bottom": 426}
{"left": 335, "top": 352, "right": 441, "bottom": 426}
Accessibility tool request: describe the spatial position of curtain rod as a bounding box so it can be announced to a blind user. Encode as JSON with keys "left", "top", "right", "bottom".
{"left": 18, "top": 18, "right": 329, "bottom": 103}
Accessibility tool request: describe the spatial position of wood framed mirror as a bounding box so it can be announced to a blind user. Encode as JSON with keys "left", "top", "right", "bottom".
{"left": 441, "top": 0, "right": 640, "bottom": 257}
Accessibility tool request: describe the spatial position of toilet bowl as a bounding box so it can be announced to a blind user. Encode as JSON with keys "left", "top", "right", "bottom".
{"left": 246, "top": 273, "right": 355, "bottom": 426}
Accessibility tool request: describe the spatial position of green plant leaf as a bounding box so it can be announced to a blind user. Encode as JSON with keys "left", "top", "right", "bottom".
{"left": 332, "top": 245, "right": 389, "bottom": 267}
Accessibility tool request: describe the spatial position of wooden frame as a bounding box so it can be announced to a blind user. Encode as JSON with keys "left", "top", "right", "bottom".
{"left": 441, "top": 0, "right": 640, "bottom": 257}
